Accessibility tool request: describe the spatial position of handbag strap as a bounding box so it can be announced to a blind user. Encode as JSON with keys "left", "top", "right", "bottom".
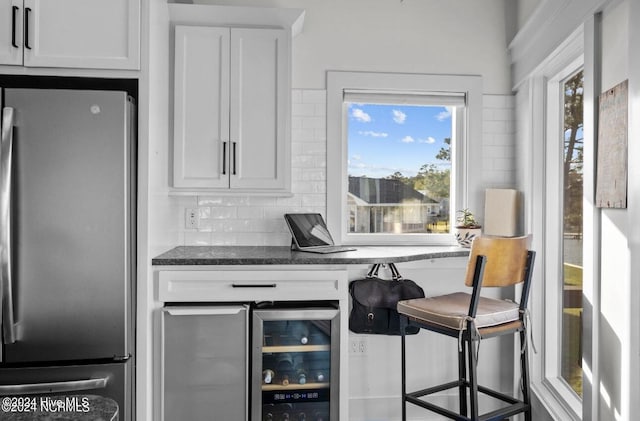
{"left": 366, "top": 264, "right": 381, "bottom": 278}
{"left": 389, "top": 263, "right": 403, "bottom": 280}
{"left": 366, "top": 263, "right": 403, "bottom": 280}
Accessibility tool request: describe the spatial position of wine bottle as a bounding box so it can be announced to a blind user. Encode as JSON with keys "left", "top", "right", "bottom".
{"left": 290, "top": 321, "right": 310, "bottom": 345}
{"left": 263, "top": 403, "right": 275, "bottom": 421}
{"left": 281, "top": 374, "right": 290, "bottom": 386}
{"left": 262, "top": 369, "right": 275, "bottom": 384}
{"left": 276, "top": 353, "right": 293, "bottom": 385}
{"left": 314, "top": 412, "right": 326, "bottom": 421}
{"left": 276, "top": 353, "right": 293, "bottom": 371}
{"left": 292, "top": 355, "right": 307, "bottom": 384}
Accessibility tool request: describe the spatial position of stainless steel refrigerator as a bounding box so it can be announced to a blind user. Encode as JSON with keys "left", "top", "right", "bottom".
{"left": 0, "top": 88, "right": 135, "bottom": 420}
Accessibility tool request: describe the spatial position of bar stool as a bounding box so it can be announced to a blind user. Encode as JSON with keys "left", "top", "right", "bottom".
{"left": 397, "top": 236, "right": 535, "bottom": 421}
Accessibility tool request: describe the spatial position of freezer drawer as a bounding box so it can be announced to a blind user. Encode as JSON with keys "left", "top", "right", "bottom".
{"left": 162, "top": 305, "right": 248, "bottom": 421}
{"left": 0, "top": 361, "right": 131, "bottom": 421}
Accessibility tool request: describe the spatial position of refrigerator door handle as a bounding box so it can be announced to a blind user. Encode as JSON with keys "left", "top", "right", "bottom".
{"left": 1, "top": 107, "right": 17, "bottom": 344}
{"left": 0, "top": 377, "right": 109, "bottom": 396}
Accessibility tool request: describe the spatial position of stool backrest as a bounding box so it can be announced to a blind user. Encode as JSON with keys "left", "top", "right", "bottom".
{"left": 463, "top": 236, "right": 529, "bottom": 288}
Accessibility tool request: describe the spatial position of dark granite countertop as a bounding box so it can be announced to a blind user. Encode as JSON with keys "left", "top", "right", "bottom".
{"left": 152, "top": 245, "right": 469, "bottom": 266}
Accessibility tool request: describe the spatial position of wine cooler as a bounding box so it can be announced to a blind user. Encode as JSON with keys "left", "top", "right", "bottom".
{"left": 252, "top": 306, "right": 340, "bottom": 421}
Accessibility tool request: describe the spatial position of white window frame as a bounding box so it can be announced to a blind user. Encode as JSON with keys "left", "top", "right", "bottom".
{"left": 326, "top": 71, "right": 483, "bottom": 245}
{"left": 526, "top": 25, "right": 585, "bottom": 421}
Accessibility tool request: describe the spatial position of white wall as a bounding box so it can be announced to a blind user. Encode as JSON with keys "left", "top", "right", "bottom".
{"left": 194, "top": 0, "right": 513, "bottom": 94}
{"left": 598, "top": 2, "right": 629, "bottom": 420}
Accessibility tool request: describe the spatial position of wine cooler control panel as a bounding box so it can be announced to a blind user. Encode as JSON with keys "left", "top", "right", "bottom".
{"left": 253, "top": 307, "right": 340, "bottom": 421}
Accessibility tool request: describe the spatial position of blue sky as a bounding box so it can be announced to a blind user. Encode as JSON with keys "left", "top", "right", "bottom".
{"left": 347, "top": 103, "right": 452, "bottom": 179}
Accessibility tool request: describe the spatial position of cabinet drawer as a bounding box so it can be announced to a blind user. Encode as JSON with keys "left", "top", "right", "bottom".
{"left": 158, "top": 270, "right": 347, "bottom": 302}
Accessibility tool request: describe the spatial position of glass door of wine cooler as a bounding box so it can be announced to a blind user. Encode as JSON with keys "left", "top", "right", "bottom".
{"left": 252, "top": 307, "right": 340, "bottom": 421}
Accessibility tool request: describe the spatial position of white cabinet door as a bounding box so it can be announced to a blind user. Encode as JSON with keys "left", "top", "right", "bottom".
{"left": 22, "top": 0, "right": 140, "bottom": 69}
{"left": 0, "top": 0, "right": 23, "bottom": 65}
{"left": 172, "top": 25, "right": 291, "bottom": 193}
{"left": 173, "top": 25, "right": 230, "bottom": 189}
{"left": 229, "top": 28, "right": 289, "bottom": 191}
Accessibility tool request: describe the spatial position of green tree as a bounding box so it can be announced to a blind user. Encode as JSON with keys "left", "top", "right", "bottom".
{"left": 563, "top": 71, "right": 583, "bottom": 234}
{"left": 387, "top": 171, "right": 408, "bottom": 184}
{"left": 414, "top": 164, "right": 450, "bottom": 199}
{"left": 435, "top": 137, "right": 451, "bottom": 162}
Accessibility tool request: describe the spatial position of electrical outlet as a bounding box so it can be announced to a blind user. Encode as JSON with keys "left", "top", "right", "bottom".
{"left": 349, "top": 337, "right": 368, "bottom": 356}
{"left": 185, "top": 208, "right": 200, "bottom": 229}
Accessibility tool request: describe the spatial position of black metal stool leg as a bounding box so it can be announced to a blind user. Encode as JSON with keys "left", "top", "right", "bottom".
{"left": 520, "top": 329, "right": 532, "bottom": 421}
{"left": 467, "top": 330, "right": 479, "bottom": 420}
{"left": 400, "top": 316, "right": 408, "bottom": 421}
{"left": 458, "top": 339, "right": 468, "bottom": 417}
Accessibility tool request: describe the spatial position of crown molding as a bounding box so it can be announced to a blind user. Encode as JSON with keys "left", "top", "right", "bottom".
{"left": 509, "top": 0, "right": 620, "bottom": 89}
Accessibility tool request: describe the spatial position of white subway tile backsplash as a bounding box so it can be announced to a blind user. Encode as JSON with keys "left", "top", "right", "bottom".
{"left": 237, "top": 206, "right": 264, "bottom": 219}
{"left": 302, "top": 90, "right": 326, "bottom": 104}
{"left": 209, "top": 207, "right": 238, "bottom": 219}
{"left": 301, "top": 116, "right": 325, "bottom": 129}
{"left": 177, "top": 90, "right": 516, "bottom": 246}
{"left": 292, "top": 103, "right": 316, "bottom": 117}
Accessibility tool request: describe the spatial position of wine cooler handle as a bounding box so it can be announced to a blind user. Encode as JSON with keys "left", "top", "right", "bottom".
{"left": 0, "top": 377, "right": 108, "bottom": 396}
{"left": 164, "top": 306, "right": 245, "bottom": 316}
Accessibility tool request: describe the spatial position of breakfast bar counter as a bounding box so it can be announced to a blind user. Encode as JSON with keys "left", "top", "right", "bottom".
{"left": 151, "top": 245, "right": 469, "bottom": 266}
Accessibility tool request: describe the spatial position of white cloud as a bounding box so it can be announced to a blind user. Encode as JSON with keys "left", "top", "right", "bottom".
{"left": 351, "top": 154, "right": 362, "bottom": 161}
{"left": 351, "top": 108, "right": 371, "bottom": 122}
{"left": 436, "top": 107, "right": 452, "bottom": 122}
{"left": 359, "top": 130, "right": 388, "bottom": 138}
{"left": 419, "top": 136, "right": 436, "bottom": 144}
{"left": 392, "top": 109, "right": 407, "bottom": 124}
{"left": 401, "top": 136, "right": 415, "bottom": 143}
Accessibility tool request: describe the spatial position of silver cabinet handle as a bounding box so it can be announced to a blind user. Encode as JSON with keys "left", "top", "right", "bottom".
{"left": 1, "top": 107, "right": 17, "bottom": 344}
{"left": 0, "top": 377, "right": 108, "bottom": 396}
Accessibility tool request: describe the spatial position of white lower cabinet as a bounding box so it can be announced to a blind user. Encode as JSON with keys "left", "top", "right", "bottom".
{"left": 172, "top": 25, "right": 290, "bottom": 193}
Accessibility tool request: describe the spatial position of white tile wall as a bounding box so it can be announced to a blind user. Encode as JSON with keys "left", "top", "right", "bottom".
{"left": 482, "top": 94, "right": 516, "bottom": 187}
{"left": 179, "top": 90, "right": 516, "bottom": 246}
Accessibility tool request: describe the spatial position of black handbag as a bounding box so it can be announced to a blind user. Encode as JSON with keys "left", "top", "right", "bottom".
{"left": 349, "top": 263, "right": 425, "bottom": 335}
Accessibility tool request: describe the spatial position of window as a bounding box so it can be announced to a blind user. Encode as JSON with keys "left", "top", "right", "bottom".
{"left": 327, "top": 72, "right": 483, "bottom": 245}
{"left": 561, "top": 70, "right": 584, "bottom": 397}
{"left": 533, "top": 41, "right": 584, "bottom": 419}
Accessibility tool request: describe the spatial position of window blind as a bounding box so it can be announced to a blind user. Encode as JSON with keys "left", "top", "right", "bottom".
{"left": 343, "top": 89, "right": 466, "bottom": 107}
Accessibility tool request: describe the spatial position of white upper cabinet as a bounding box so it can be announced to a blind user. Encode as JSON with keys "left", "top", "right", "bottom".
{"left": 171, "top": 4, "right": 303, "bottom": 194}
{"left": 0, "top": 0, "right": 23, "bottom": 65}
{"left": 0, "top": 0, "right": 140, "bottom": 70}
